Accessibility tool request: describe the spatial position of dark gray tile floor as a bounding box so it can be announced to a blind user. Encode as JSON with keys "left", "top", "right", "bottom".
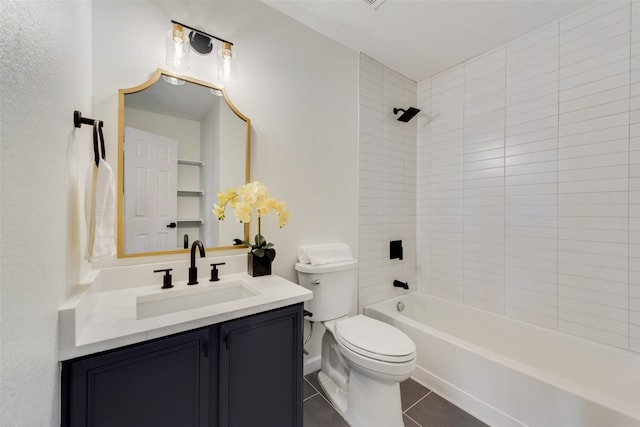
{"left": 303, "top": 371, "right": 488, "bottom": 427}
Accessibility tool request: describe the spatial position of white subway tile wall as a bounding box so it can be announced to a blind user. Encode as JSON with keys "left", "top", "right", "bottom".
{"left": 631, "top": 0, "right": 640, "bottom": 353}
{"left": 505, "top": 22, "right": 560, "bottom": 329}
{"left": 463, "top": 47, "right": 506, "bottom": 314}
{"left": 423, "top": 65, "right": 466, "bottom": 302}
{"left": 558, "top": 1, "right": 630, "bottom": 349}
{"left": 389, "top": 1, "right": 640, "bottom": 353}
{"left": 505, "top": 24, "right": 558, "bottom": 328}
{"left": 358, "top": 54, "right": 417, "bottom": 310}
{"left": 417, "top": 78, "right": 431, "bottom": 296}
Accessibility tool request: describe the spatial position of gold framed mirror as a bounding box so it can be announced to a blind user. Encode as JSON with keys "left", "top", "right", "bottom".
{"left": 117, "top": 69, "right": 250, "bottom": 257}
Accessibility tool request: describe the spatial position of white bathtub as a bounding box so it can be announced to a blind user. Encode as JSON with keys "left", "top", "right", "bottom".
{"left": 365, "top": 292, "right": 640, "bottom": 427}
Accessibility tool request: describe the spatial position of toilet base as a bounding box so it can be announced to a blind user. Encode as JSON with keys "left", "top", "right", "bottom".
{"left": 318, "top": 369, "right": 406, "bottom": 427}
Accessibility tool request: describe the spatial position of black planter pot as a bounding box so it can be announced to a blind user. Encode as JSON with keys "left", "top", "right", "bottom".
{"left": 248, "top": 252, "right": 272, "bottom": 277}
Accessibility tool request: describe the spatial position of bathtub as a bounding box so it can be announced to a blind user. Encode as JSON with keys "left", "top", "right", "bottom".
{"left": 365, "top": 293, "right": 640, "bottom": 427}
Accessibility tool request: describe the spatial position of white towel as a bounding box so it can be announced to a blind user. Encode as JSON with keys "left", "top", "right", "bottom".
{"left": 85, "top": 159, "right": 116, "bottom": 262}
{"left": 297, "top": 243, "right": 353, "bottom": 266}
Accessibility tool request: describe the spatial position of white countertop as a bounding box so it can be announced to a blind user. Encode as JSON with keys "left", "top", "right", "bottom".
{"left": 59, "top": 265, "right": 312, "bottom": 360}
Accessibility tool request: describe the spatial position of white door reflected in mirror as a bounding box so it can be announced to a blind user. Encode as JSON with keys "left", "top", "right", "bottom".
{"left": 123, "top": 127, "right": 178, "bottom": 253}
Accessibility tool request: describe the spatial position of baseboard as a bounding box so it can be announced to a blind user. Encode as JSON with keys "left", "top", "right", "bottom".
{"left": 303, "top": 355, "right": 321, "bottom": 376}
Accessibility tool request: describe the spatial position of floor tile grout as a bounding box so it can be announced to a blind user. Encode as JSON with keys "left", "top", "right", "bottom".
{"left": 305, "top": 373, "right": 485, "bottom": 427}
{"left": 303, "top": 377, "right": 320, "bottom": 402}
{"left": 304, "top": 375, "right": 342, "bottom": 412}
{"left": 404, "top": 412, "right": 423, "bottom": 427}
{"left": 403, "top": 390, "right": 432, "bottom": 413}
{"left": 306, "top": 373, "right": 433, "bottom": 425}
{"left": 303, "top": 393, "right": 318, "bottom": 402}
{"left": 304, "top": 376, "right": 318, "bottom": 392}
{"left": 402, "top": 390, "right": 431, "bottom": 427}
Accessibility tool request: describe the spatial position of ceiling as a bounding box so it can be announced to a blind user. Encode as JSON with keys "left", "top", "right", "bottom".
{"left": 263, "top": 0, "right": 593, "bottom": 82}
{"left": 125, "top": 75, "right": 224, "bottom": 122}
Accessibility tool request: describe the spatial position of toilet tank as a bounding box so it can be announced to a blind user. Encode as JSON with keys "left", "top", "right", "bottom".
{"left": 295, "top": 259, "right": 357, "bottom": 322}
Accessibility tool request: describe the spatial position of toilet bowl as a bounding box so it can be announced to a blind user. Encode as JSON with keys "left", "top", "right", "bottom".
{"left": 295, "top": 244, "right": 416, "bottom": 427}
{"left": 320, "top": 315, "right": 416, "bottom": 427}
{"left": 332, "top": 315, "right": 416, "bottom": 381}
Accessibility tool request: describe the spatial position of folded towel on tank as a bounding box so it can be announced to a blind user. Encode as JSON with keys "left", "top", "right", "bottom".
{"left": 297, "top": 243, "right": 353, "bottom": 265}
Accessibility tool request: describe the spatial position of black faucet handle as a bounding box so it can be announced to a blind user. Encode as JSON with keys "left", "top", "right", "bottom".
{"left": 153, "top": 268, "right": 173, "bottom": 289}
{"left": 210, "top": 262, "right": 226, "bottom": 282}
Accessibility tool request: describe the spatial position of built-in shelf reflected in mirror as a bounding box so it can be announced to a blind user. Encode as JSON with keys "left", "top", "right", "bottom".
{"left": 117, "top": 69, "right": 250, "bottom": 257}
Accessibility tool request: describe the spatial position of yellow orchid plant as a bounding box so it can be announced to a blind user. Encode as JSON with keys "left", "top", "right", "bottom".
{"left": 213, "top": 181, "right": 290, "bottom": 261}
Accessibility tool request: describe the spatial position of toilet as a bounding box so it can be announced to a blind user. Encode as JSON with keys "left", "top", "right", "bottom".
{"left": 296, "top": 245, "right": 416, "bottom": 427}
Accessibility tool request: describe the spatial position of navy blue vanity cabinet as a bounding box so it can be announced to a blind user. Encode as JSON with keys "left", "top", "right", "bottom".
{"left": 61, "top": 303, "right": 303, "bottom": 427}
{"left": 218, "top": 303, "right": 303, "bottom": 427}
{"left": 61, "top": 327, "right": 213, "bottom": 427}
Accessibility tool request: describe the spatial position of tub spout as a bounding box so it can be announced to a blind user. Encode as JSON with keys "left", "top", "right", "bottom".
{"left": 393, "top": 280, "right": 409, "bottom": 290}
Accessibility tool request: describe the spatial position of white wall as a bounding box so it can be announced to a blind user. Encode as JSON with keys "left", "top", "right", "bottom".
{"left": 417, "top": 0, "right": 640, "bottom": 354}
{"left": 17, "top": 0, "right": 634, "bottom": 423}
{"left": 0, "top": 1, "right": 92, "bottom": 425}
{"left": 358, "top": 54, "right": 418, "bottom": 310}
{"left": 0, "top": 1, "right": 358, "bottom": 425}
{"left": 91, "top": 1, "right": 359, "bottom": 283}
{"left": 93, "top": 0, "right": 359, "bottom": 394}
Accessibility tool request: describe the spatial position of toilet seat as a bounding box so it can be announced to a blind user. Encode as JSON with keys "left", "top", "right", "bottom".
{"left": 334, "top": 315, "right": 415, "bottom": 363}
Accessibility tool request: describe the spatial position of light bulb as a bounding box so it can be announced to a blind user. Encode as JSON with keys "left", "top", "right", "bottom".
{"left": 166, "top": 23, "right": 190, "bottom": 71}
{"left": 218, "top": 42, "right": 237, "bottom": 86}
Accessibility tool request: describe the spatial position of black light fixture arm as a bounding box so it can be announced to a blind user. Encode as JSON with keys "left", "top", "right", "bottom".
{"left": 171, "top": 20, "right": 233, "bottom": 46}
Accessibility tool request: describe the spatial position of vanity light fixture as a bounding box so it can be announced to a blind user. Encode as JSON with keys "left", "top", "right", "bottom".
{"left": 165, "top": 20, "right": 236, "bottom": 86}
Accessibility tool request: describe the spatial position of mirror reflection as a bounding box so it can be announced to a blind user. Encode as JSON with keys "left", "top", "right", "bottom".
{"left": 117, "top": 69, "right": 250, "bottom": 257}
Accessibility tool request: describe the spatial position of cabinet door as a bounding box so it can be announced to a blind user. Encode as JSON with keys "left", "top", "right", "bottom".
{"left": 62, "top": 328, "right": 211, "bottom": 427}
{"left": 219, "top": 304, "right": 303, "bottom": 427}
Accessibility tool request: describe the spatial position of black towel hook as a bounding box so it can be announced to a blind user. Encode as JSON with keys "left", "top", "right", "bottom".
{"left": 74, "top": 110, "right": 103, "bottom": 129}
{"left": 74, "top": 110, "right": 106, "bottom": 167}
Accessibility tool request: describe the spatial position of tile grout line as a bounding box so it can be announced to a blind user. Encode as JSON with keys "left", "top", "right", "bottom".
{"left": 404, "top": 412, "right": 423, "bottom": 427}
{"left": 305, "top": 373, "right": 436, "bottom": 426}
{"left": 314, "top": 391, "right": 348, "bottom": 424}
{"left": 303, "top": 392, "right": 319, "bottom": 403}
{"left": 302, "top": 377, "right": 320, "bottom": 402}
{"left": 403, "top": 390, "right": 432, "bottom": 413}
{"left": 402, "top": 391, "right": 432, "bottom": 427}
{"left": 304, "top": 375, "right": 347, "bottom": 421}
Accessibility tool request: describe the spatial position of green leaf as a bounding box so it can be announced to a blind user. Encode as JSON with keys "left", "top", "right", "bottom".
{"left": 264, "top": 248, "right": 276, "bottom": 262}
{"left": 254, "top": 234, "right": 267, "bottom": 247}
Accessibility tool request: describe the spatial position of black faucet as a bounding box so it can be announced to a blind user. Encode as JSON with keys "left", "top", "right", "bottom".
{"left": 188, "top": 240, "right": 205, "bottom": 285}
{"left": 393, "top": 280, "right": 409, "bottom": 290}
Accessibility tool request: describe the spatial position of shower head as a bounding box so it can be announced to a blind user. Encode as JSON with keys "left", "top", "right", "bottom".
{"left": 393, "top": 107, "right": 421, "bottom": 122}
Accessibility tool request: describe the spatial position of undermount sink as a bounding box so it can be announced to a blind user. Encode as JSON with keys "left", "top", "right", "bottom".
{"left": 137, "top": 281, "right": 258, "bottom": 320}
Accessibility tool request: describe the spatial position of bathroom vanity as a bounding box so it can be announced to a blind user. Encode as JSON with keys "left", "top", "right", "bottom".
{"left": 58, "top": 69, "right": 311, "bottom": 425}
{"left": 59, "top": 258, "right": 312, "bottom": 427}
{"left": 62, "top": 304, "right": 302, "bottom": 427}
